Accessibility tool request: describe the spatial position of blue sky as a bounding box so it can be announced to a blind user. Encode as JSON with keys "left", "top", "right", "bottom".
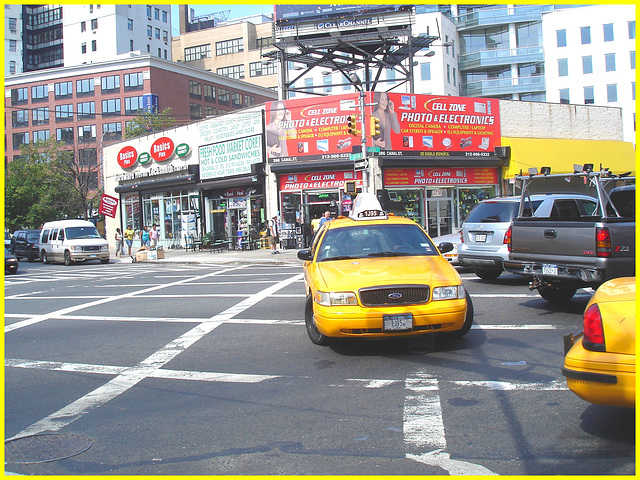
{"left": 170, "top": 4, "right": 274, "bottom": 34}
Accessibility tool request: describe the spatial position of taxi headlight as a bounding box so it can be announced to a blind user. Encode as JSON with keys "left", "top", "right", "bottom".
{"left": 315, "top": 291, "right": 358, "bottom": 306}
{"left": 432, "top": 285, "right": 465, "bottom": 301}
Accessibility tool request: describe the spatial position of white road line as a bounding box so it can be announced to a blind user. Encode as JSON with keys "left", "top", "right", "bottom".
{"left": 5, "top": 359, "right": 280, "bottom": 384}
{"left": 404, "top": 371, "right": 498, "bottom": 475}
{"left": 404, "top": 372, "right": 445, "bottom": 450}
{"left": 450, "top": 380, "right": 567, "bottom": 391}
{"left": 7, "top": 272, "right": 303, "bottom": 441}
{"left": 472, "top": 324, "right": 558, "bottom": 330}
{"left": 4, "top": 265, "right": 249, "bottom": 333}
{"left": 6, "top": 357, "right": 567, "bottom": 392}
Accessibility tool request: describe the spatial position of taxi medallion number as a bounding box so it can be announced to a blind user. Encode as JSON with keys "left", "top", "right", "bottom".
{"left": 383, "top": 314, "right": 413, "bottom": 332}
{"left": 358, "top": 209, "right": 385, "bottom": 218}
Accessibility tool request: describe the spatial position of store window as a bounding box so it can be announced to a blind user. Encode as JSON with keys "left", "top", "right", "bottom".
{"left": 122, "top": 193, "right": 141, "bottom": 231}
{"left": 457, "top": 187, "right": 496, "bottom": 224}
{"left": 385, "top": 189, "right": 425, "bottom": 226}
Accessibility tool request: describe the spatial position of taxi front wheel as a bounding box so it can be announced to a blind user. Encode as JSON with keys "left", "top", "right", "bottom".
{"left": 442, "top": 292, "right": 474, "bottom": 339}
{"left": 305, "top": 297, "right": 332, "bottom": 346}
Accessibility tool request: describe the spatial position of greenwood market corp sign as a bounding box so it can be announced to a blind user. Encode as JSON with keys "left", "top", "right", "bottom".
{"left": 116, "top": 137, "right": 191, "bottom": 169}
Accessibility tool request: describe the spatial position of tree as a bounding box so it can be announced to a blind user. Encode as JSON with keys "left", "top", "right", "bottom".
{"left": 4, "top": 139, "right": 98, "bottom": 231}
{"left": 124, "top": 107, "right": 175, "bottom": 139}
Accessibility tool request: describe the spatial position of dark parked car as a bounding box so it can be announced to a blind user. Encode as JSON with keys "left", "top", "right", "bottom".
{"left": 5, "top": 248, "right": 18, "bottom": 274}
{"left": 11, "top": 229, "right": 41, "bottom": 262}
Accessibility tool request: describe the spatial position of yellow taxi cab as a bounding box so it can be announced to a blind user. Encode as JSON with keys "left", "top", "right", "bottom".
{"left": 297, "top": 193, "right": 473, "bottom": 345}
{"left": 562, "top": 277, "right": 636, "bottom": 408}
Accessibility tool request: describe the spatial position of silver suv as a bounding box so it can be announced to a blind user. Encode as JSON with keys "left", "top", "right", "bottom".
{"left": 458, "top": 194, "right": 598, "bottom": 280}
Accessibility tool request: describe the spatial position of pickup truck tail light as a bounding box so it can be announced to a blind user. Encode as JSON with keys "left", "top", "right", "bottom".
{"left": 504, "top": 225, "right": 512, "bottom": 252}
{"left": 582, "top": 303, "right": 606, "bottom": 351}
{"left": 595, "top": 227, "right": 612, "bottom": 257}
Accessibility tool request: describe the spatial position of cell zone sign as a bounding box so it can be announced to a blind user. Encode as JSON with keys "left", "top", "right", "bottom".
{"left": 117, "top": 137, "right": 189, "bottom": 169}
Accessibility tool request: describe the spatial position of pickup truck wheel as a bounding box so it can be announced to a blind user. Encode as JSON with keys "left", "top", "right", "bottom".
{"left": 64, "top": 250, "right": 73, "bottom": 266}
{"left": 305, "top": 297, "right": 331, "bottom": 346}
{"left": 538, "top": 284, "right": 577, "bottom": 304}
{"left": 473, "top": 268, "right": 502, "bottom": 280}
{"left": 441, "top": 292, "right": 474, "bottom": 339}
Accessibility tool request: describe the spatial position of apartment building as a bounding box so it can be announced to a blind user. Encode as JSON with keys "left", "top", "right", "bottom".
{"left": 4, "top": 4, "right": 23, "bottom": 75}
{"left": 8, "top": 4, "right": 172, "bottom": 75}
{"left": 4, "top": 53, "right": 277, "bottom": 179}
{"left": 542, "top": 5, "right": 636, "bottom": 143}
{"left": 171, "top": 5, "right": 277, "bottom": 91}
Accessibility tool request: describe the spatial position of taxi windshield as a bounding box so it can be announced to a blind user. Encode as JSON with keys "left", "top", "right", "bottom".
{"left": 316, "top": 223, "right": 438, "bottom": 262}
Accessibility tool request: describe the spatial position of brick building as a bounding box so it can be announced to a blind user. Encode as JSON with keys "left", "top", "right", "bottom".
{"left": 4, "top": 52, "right": 277, "bottom": 188}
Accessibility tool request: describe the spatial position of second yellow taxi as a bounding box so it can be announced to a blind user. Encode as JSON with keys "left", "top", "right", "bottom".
{"left": 297, "top": 193, "right": 473, "bottom": 345}
{"left": 562, "top": 277, "right": 636, "bottom": 408}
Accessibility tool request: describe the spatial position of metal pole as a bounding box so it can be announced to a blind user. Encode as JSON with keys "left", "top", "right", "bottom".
{"left": 359, "top": 88, "right": 369, "bottom": 193}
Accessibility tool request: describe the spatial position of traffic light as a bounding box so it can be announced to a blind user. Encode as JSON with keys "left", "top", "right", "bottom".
{"left": 370, "top": 116, "right": 381, "bottom": 138}
{"left": 345, "top": 180, "right": 357, "bottom": 195}
{"left": 347, "top": 115, "right": 358, "bottom": 136}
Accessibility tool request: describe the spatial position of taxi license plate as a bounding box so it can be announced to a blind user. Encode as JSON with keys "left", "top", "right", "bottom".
{"left": 475, "top": 234, "right": 487, "bottom": 242}
{"left": 383, "top": 314, "right": 413, "bottom": 332}
{"left": 542, "top": 264, "right": 558, "bottom": 275}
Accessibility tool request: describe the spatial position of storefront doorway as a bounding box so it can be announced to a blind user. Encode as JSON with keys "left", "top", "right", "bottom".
{"left": 303, "top": 191, "right": 340, "bottom": 226}
{"left": 426, "top": 189, "right": 454, "bottom": 238}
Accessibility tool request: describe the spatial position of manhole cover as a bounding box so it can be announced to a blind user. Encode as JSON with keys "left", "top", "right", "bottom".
{"left": 5, "top": 432, "right": 92, "bottom": 464}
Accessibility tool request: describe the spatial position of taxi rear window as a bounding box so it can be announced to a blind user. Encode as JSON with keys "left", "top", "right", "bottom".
{"left": 317, "top": 224, "right": 437, "bottom": 262}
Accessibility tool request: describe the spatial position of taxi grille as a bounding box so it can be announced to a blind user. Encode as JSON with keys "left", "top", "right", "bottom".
{"left": 359, "top": 286, "right": 430, "bottom": 306}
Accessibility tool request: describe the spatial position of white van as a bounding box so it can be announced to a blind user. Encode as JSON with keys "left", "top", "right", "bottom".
{"left": 39, "top": 220, "right": 109, "bottom": 265}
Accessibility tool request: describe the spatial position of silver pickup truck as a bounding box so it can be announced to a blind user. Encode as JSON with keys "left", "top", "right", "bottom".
{"left": 503, "top": 171, "right": 635, "bottom": 303}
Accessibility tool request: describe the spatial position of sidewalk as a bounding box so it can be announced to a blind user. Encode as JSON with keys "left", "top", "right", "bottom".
{"left": 110, "top": 246, "right": 303, "bottom": 266}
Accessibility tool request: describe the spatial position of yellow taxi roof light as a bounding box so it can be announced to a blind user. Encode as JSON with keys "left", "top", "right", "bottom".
{"left": 349, "top": 193, "right": 388, "bottom": 220}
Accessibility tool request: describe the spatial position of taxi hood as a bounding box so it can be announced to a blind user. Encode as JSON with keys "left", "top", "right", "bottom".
{"left": 316, "top": 256, "right": 459, "bottom": 291}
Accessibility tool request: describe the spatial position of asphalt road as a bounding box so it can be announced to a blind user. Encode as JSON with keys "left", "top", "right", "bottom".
{"left": 4, "top": 260, "right": 635, "bottom": 475}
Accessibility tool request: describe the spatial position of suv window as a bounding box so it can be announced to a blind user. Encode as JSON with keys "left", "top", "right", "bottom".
{"left": 466, "top": 202, "right": 518, "bottom": 223}
{"left": 550, "top": 200, "right": 581, "bottom": 218}
{"left": 609, "top": 188, "right": 635, "bottom": 217}
{"left": 26, "top": 232, "right": 39, "bottom": 242}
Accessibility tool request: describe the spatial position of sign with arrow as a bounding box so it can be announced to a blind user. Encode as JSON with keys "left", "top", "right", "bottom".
{"left": 354, "top": 159, "right": 369, "bottom": 171}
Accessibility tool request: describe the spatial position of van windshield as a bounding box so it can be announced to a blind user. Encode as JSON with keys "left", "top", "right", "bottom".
{"left": 66, "top": 227, "right": 101, "bottom": 240}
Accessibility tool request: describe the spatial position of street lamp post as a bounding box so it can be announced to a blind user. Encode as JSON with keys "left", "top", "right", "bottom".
{"left": 349, "top": 73, "right": 372, "bottom": 193}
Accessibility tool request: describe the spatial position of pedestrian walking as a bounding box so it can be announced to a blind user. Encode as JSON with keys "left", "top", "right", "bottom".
{"left": 140, "top": 226, "right": 150, "bottom": 248}
{"left": 150, "top": 224, "right": 159, "bottom": 249}
{"left": 269, "top": 215, "right": 279, "bottom": 254}
{"left": 114, "top": 228, "right": 123, "bottom": 257}
{"left": 124, "top": 225, "right": 135, "bottom": 256}
{"left": 319, "top": 210, "right": 332, "bottom": 227}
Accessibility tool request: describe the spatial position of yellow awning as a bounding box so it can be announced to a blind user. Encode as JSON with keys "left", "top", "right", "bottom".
{"left": 501, "top": 137, "right": 636, "bottom": 179}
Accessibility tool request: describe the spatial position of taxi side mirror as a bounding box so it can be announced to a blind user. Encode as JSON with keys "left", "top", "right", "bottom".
{"left": 438, "top": 242, "right": 454, "bottom": 254}
{"left": 297, "top": 249, "right": 313, "bottom": 261}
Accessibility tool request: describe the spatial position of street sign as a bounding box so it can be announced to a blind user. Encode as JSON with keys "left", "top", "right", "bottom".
{"left": 367, "top": 146, "right": 381, "bottom": 153}
{"left": 349, "top": 152, "right": 364, "bottom": 161}
{"left": 354, "top": 159, "right": 369, "bottom": 171}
